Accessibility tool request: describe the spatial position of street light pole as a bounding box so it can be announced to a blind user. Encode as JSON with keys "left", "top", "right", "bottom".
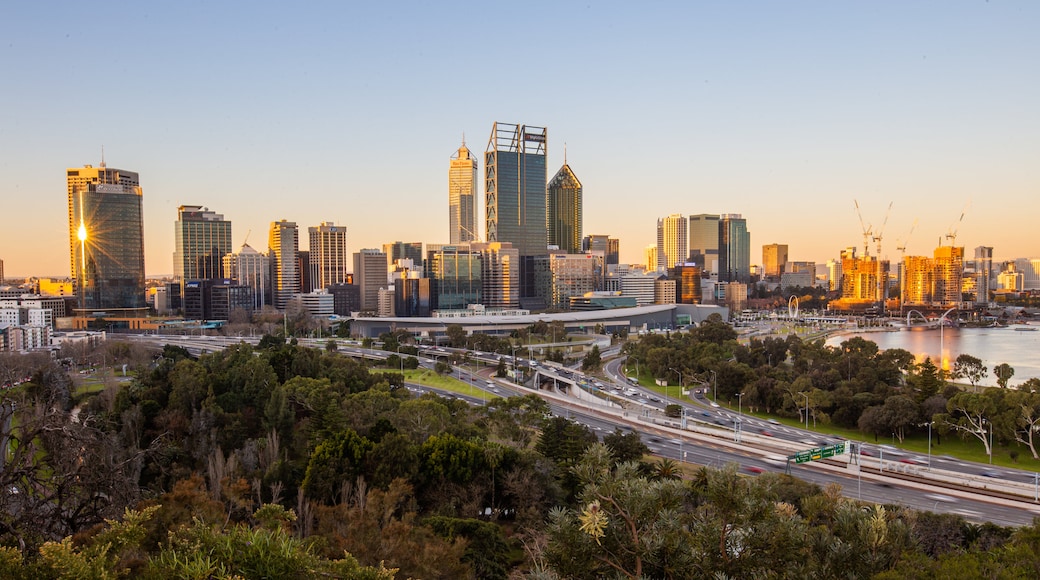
{"left": 709, "top": 370, "right": 717, "bottom": 402}
{"left": 802, "top": 392, "right": 810, "bottom": 430}
{"left": 938, "top": 306, "right": 956, "bottom": 379}
{"left": 927, "top": 421, "right": 932, "bottom": 467}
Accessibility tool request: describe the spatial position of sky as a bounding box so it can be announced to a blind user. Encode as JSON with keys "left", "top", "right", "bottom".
{"left": 1, "top": 1, "right": 1037, "bottom": 277}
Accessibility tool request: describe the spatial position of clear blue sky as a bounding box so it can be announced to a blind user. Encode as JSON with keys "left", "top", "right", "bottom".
{"left": 1, "top": 1, "right": 1037, "bottom": 277}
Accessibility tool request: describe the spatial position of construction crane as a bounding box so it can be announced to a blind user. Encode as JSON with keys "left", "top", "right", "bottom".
{"left": 872, "top": 202, "right": 894, "bottom": 259}
{"left": 853, "top": 200, "right": 872, "bottom": 257}
{"left": 895, "top": 219, "right": 918, "bottom": 258}
{"left": 945, "top": 201, "right": 970, "bottom": 247}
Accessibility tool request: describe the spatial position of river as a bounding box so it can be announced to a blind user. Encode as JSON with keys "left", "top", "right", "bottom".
{"left": 824, "top": 325, "right": 1040, "bottom": 388}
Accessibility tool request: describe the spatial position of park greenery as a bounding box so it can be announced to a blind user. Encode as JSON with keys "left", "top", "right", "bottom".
{"left": 623, "top": 314, "right": 1040, "bottom": 464}
{"left": 2, "top": 321, "right": 1040, "bottom": 577}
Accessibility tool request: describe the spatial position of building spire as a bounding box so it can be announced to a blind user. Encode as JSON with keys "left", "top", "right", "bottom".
{"left": 563, "top": 142, "right": 567, "bottom": 165}
{"left": 100, "top": 144, "right": 106, "bottom": 168}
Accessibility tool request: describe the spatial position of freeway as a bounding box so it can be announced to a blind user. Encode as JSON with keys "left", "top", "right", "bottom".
{"left": 123, "top": 333, "right": 1040, "bottom": 526}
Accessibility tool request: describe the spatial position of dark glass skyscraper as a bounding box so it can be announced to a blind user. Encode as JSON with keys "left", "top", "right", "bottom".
{"left": 547, "top": 161, "right": 582, "bottom": 254}
{"left": 485, "top": 122, "right": 548, "bottom": 304}
{"left": 67, "top": 163, "right": 147, "bottom": 313}
{"left": 718, "top": 213, "right": 751, "bottom": 284}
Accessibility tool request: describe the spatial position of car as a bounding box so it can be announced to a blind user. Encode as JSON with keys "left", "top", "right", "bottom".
{"left": 859, "top": 449, "right": 874, "bottom": 457}
{"left": 980, "top": 470, "right": 1001, "bottom": 478}
{"left": 759, "top": 429, "right": 774, "bottom": 437}
{"left": 700, "top": 411, "right": 711, "bottom": 418}
{"left": 898, "top": 458, "right": 918, "bottom": 465}
{"left": 767, "top": 419, "right": 780, "bottom": 425}
{"left": 925, "top": 493, "right": 958, "bottom": 503}
{"left": 744, "top": 466, "right": 764, "bottom": 474}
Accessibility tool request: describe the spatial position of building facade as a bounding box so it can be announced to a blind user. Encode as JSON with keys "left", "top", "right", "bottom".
{"left": 583, "top": 235, "right": 619, "bottom": 266}
{"left": 547, "top": 252, "right": 603, "bottom": 310}
{"left": 485, "top": 122, "right": 548, "bottom": 302}
{"left": 449, "top": 141, "right": 479, "bottom": 244}
{"left": 718, "top": 214, "right": 750, "bottom": 284}
{"left": 688, "top": 214, "right": 720, "bottom": 274}
{"left": 762, "top": 243, "right": 788, "bottom": 279}
{"left": 547, "top": 162, "right": 582, "bottom": 254}
{"left": 268, "top": 220, "right": 299, "bottom": 310}
{"left": 353, "top": 249, "right": 388, "bottom": 313}
{"left": 308, "top": 222, "right": 349, "bottom": 290}
{"left": 174, "top": 205, "right": 232, "bottom": 289}
{"left": 223, "top": 243, "right": 271, "bottom": 309}
{"left": 383, "top": 242, "right": 424, "bottom": 273}
{"left": 67, "top": 163, "right": 146, "bottom": 313}
{"left": 473, "top": 242, "right": 519, "bottom": 309}
{"left": 656, "top": 214, "right": 687, "bottom": 271}
{"left": 428, "top": 245, "right": 483, "bottom": 311}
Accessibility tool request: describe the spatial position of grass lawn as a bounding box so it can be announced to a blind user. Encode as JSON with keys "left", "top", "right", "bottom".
{"left": 401, "top": 369, "right": 501, "bottom": 401}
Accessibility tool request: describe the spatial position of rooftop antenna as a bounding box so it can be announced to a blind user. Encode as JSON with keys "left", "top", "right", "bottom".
{"left": 100, "top": 145, "right": 106, "bottom": 168}
{"left": 564, "top": 142, "right": 567, "bottom": 165}
{"left": 461, "top": 132, "right": 465, "bottom": 147}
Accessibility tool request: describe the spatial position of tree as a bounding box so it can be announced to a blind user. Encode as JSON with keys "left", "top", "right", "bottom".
{"left": 994, "top": 363, "right": 1015, "bottom": 388}
{"left": 602, "top": 428, "right": 649, "bottom": 463}
{"left": 1005, "top": 390, "right": 1040, "bottom": 459}
{"left": 445, "top": 324, "right": 467, "bottom": 348}
{"left": 581, "top": 345, "right": 602, "bottom": 372}
{"left": 935, "top": 390, "right": 1004, "bottom": 458}
{"left": 953, "top": 354, "right": 987, "bottom": 391}
{"left": 302, "top": 430, "right": 374, "bottom": 504}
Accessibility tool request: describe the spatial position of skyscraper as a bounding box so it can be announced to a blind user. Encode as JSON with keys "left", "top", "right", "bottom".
{"left": 67, "top": 163, "right": 146, "bottom": 312}
{"left": 383, "top": 241, "right": 424, "bottom": 272}
{"left": 268, "top": 220, "right": 299, "bottom": 310}
{"left": 718, "top": 214, "right": 751, "bottom": 284}
{"left": 974, "top": 246, "right": 994, "bottom": 305}
{"left": 688, "top": 214, "right": 720, "bottom": 273}
{"left": 428, "top": 244, "right": 482, "bottom": 311}
{"left": 547, "top": 161, "right": 582, "bottom": 254}
{"left": 223, "top": 243, "right": 270, "bottom": 309}
{"left": 449, "top": 141, "right": 479, "bottom": 244}
{"left": 485, "top": 122, "right": 548, "bottom": 303}
{"left": 174, "top": 205, "right": 232, "bottom": 300}
{"left": 656, "top": 214, "right": 687, "bottom": 271}
{"left": 583, "top": 235, "right": 619, "bottom": 266}
{"left": 353, "top": 248, "right": 388, "bottom": 313}
{"left": 762, "top": 243, "right": 788, "bottom": 279}
{"left": 308, "top": 222, "right": 349, "bottom": 290}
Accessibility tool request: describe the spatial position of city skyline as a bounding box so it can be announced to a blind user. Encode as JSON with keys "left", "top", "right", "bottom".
{"left": 2, "top": 3, "right": 1038, "bottom": 277}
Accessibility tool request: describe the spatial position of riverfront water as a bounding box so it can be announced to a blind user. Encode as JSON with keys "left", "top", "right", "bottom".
{"left": 824, "top": 325, "right": 1040, "bottom": 388}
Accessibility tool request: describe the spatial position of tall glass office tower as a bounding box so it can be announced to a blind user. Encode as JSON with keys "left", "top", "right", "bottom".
{"left": 67, "top": 163, "right": 147, "bottom": 313}
{"left": 485, "top": 122, "right": 548, "bottom": 302}
{"left": 174, "top": 205, "right": 232, "bottom": 288}
{"left": 719, "top": 213, "right": 751, "bottom": 283}
{"left": 449, "top": 141, "right": 479, "bottom": 244}
{"left": 547, "top": 161, "right": 582, "bottom": 254}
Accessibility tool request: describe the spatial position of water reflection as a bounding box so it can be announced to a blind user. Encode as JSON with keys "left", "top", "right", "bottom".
{"left": 825, "top": 326, "right": 1040, "bottom": 388}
